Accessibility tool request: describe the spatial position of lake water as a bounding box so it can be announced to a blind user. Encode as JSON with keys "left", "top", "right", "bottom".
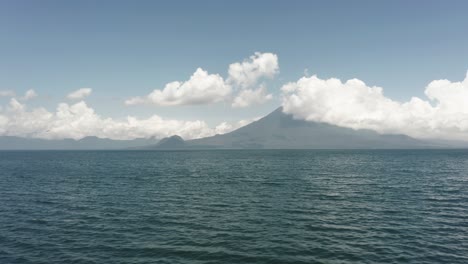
{"left": 1, "top": 150, "right": 467, "bottom": 263}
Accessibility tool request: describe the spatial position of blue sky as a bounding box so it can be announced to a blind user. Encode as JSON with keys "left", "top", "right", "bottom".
{"left": 1, "top": 0, "right": 468, "bottom": 140}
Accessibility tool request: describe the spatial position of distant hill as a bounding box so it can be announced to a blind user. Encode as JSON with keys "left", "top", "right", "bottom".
{"left": 0, "top": 136, "right": 158, "bottom": 150}
{"left": 153, "top": 135, "right": 186, "bottom": 149}
{"left": 2, "top": 108, "right": 465, "bottom": 150}
{"left": 147, "top": 107, "right": 438, "bottom": 149}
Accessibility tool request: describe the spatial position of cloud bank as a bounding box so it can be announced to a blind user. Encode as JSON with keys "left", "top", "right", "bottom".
{"left": 126, "top": 52, "right": 278, "bottom": 108}
{"left": 3, "top": 51, "right": 468, "bottom": 142}
{"left": 0, "top": 97, "right": 256, "bottom": 140}
{"left": 281, "top": 72, "right": 468, "bottom": 141}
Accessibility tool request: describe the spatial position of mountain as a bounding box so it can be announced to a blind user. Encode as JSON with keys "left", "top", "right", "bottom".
{"left": 153, "top": 135, "right": 186, "bottom": 149}
{"left": 148, "top": 107, "right": 436, "bottom": 149}
{"left": 0, "top": 136, "right": 158, "bottom": 150}
{"left": 1, "top": 108, "right": 463, "bottom": 150}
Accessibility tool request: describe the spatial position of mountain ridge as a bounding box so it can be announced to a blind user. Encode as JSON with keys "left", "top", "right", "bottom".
{"left": 145, "top": 107, "right": 440, "bottom": 150}
{"left": 1, "top": 107, "right": 466, "bottom": 150}
{"left": 0, "top": 136, "right": 158, "bottom": 150}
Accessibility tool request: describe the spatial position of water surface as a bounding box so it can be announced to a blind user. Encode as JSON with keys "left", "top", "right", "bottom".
{"left": 1, "top": 150, "right": 467, "bottom": 263}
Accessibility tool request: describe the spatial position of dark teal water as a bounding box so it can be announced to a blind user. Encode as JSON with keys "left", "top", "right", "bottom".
{"left": 1, "top": 150, "right": 468, "bottom": 264}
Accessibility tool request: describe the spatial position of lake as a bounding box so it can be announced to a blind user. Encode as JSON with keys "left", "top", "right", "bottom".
{"left": 1, "top": 150, "right": 467, "bottom": 263}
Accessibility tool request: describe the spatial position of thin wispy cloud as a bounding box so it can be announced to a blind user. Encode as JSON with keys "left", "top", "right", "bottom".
{"left": 21, "top": 89, "right": 38, "bottom": 101}
{"left": 67, "top": 88, "right": 92, "bottom": 100}
{"left": 0, "top": 90, "right": 15, "bottom": 97}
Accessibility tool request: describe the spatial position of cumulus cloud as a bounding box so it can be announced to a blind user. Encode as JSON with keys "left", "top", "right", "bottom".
{"left": 126, "top": 52, "right": 278, "bottom": 107}
{"left": 281, "top": 72, "right": 468, "bottom": 141}
{"left": 125, "top": 68, "right": 230, "bottom": 106}
{"left": 0, "top": 90, "right": 15, "bottom": 97}
{"left": 67, "top": 88, "right": 92, "bottom": 100}
{"left": 21, "top": 89, "right": 38, "bottom": 101}
{"left": 0, "top": 99, "right": 254, "bottom": 140}
{"left": 232, "top": 85, "right": 273, "bottom": 108}
{"left": 228, "top": 52, "right": 278, "bottom": 107}
{"left": 227, "top": 52, "right": 279, "bottom": 88}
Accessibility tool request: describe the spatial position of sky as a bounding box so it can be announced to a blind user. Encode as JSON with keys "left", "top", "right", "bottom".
{"left": 1, "top": 0, "right": 468, "bottom": 141}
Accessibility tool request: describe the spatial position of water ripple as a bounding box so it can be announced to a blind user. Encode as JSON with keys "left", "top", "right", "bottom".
{"left": 1, "top": 149, "right": 468, "bottom": 263}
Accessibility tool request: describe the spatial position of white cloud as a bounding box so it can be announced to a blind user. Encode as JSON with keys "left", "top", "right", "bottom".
{"left": 124, "top": 96, "right": 146, "bottom": 106}
{"left": 125, "top": 68, "right": 231, "bottom": 106}
{"left": 8, "top": 98, "right": 26, "bottom": 112}
{"left": 0, "top": 99, "right": 254, "bottom": 140}
{"left": 67, "top": 88, "right": 92, "bottom": 100}
{"left": 232, "top": 85, "right": 273, "bottom": 108}
{"left": 21, "top": 89, "right": 38, "bottom": 101}
{"left": 227, "top": 52, "right": 279, "bottom": 108}
{"left": 213, "top": 116, "right": 261, "bottom": 135}
{"left": 126, "top": 52, "right": 278, "bottom": 107}
{"left": 281, "top": 72, "right": 468, "bottom": 141}
{"left": 227, "top": 52, "right": 279, "bottom": 88}
{"left": 237, "top": 117, "right": 261, "bottom": 127}
{"left": 0, "top": 90, "right": 15, "bottom": 97}
{"left": 213, "top": 122, "right": 234, "bottom": 135}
